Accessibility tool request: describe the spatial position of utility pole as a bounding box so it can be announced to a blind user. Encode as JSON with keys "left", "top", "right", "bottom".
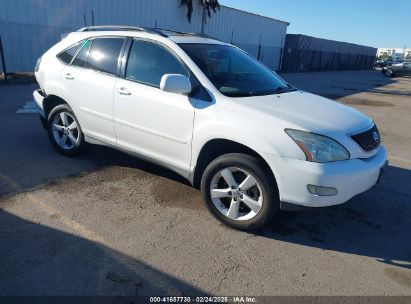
{"left": 0, "top": 35, "right": 7, "bottom": 83}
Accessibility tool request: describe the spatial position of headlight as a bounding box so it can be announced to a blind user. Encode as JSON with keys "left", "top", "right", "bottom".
{"left": 285, "top": 129, "right": 350, "bottom": 162}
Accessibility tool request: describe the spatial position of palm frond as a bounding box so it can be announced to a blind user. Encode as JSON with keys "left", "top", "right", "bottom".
{"left": 203, "top": 0, "right": 220, "bottom": 18}
{"left": 180, "top": 0, "right": 194, "bottom": 23}
{"left": 180, "top": 0, "right": 220, "bottom": 23}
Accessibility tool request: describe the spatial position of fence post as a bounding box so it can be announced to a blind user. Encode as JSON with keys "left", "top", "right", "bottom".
{"left": 0, "top": 35, "right": 7, "bottom": 83}
{"left": 278, "top": 37, "right": 285, "bottom": 72}
{"left": 257, "top": 34, "right": 262, "bottom": 61}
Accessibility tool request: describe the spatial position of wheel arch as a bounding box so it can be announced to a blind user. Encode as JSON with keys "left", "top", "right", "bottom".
{"left": 43, "top": 94, "right": 69, "bottom": 119}
{"left": 192, "top": 138, "right": 278, "bottom": 190}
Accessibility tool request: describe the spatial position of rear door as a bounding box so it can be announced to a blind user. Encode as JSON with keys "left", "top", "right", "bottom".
{"left": 61, "top": 37, "right": 126, "bottom": 145}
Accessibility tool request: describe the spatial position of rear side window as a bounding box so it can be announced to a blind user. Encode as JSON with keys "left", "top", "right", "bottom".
{"left": 125, "top": 39, "right": 188, "bottom": 87}
{"left": 72, "top": 40, "right": 92, "bottom": 68}
{"left": 57, "top": 42, "right": 82, "bottom": 64}
{"left": 86, "top": 38, "right": 125, "bottom": 75}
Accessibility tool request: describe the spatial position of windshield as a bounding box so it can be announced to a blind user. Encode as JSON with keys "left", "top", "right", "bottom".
{"left": 179, "top": 43, "right": 296, "bottom": 97}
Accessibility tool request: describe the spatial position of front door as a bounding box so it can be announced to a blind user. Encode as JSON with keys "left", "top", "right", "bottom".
{"left": 113, "top": 39, "right": 195, "bottom": 172}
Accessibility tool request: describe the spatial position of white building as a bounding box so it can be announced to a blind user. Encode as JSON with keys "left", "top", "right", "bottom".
{"left": 377, "top": 48, "right": 411, "bottom": 61}
{"left": 0, "top": 0, "right": 289, "bottom": 72}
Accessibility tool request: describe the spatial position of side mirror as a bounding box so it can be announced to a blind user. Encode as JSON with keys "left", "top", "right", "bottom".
{"left": 160, "top": 74, "right": 192, "bottom": 95}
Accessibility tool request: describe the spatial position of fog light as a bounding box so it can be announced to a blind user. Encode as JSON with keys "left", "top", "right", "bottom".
{"left": 307, "top": 185, "right": 337, "bottom": 196}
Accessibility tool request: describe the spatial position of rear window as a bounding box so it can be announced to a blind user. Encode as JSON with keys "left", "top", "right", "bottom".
{"left": 72, "top": 40, "right": 92, "bottom": 68}
{"left": 57, "top": 42, "right": 82, "bottom": 64}
{"left": 86, "top": 37, "right": 125, "bottom": 75}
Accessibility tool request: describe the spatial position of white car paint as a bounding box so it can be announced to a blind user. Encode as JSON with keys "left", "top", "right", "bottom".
{"left": 34, "top": 29, "right": 388, "bottom": 209}
{"left": 113, "top": 76, "right": 196, "bottom": 173}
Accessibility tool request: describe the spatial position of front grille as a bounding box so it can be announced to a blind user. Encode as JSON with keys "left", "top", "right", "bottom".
{"left": 350, "top": 124, "right": 380, "bottom": 152}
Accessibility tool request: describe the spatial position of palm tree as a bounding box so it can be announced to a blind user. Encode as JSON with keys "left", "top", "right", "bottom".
{"left": 180, "top": 0, "right": 220, "bottom": 33}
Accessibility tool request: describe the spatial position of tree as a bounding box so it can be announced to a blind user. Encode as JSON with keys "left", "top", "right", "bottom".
{"left": 379, "top": 52, "right": 392, "bottom": 60}
{"left": 180, "top": 0, "right": 220, "bottom": 31}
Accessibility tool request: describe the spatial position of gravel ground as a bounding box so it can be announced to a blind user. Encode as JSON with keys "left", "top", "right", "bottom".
{"left": 0, "top": 70, "right": 410, "bottom": 296}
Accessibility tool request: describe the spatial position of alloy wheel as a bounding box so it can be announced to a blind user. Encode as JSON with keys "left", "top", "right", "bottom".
{"left": 209, "top": 167, "right": 263, "bottom": 221}
{"left": 51, "top": 111, "right": 80, "bottom": 150}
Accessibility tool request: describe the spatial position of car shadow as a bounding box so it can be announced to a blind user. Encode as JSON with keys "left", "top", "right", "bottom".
{"left": 0, "top": 83, "right": 191, "bottom": 197}
{"left": 0, "top": 210, "right": 206, "bottom": 296}
{"left": 256, "top": 165, "right": 411, "bottom": 271}
{"left": 84, "top": 144, "right": 191, "bottom": 186}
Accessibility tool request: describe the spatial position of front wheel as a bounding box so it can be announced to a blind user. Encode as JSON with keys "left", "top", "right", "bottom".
{"left": 201, "top": 153, "right": 279, "bottom": 230}
{"left": 385, "top": 69, "right": 394, "bottom": 77}
{"left": 47, "top": 104, "right": 84, "bottom": 156}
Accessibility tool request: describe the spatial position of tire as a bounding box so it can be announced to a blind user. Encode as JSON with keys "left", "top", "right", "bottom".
{"left": 385, "top": 69, "right": 394, "bottom": 77}
{"left": 200, "top": 153, "right": 279, "bottom": 230}
{"left": 47, "top": 104, "right": 84, "bottom": 156}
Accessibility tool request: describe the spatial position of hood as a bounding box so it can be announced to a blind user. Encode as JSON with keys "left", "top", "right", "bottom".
{"left": 233, "top": 90, "right": 372, "bottom": 135}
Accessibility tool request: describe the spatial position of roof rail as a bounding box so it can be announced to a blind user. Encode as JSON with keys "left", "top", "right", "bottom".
{"left": 77, "top": 25, "right": 167, "bottom": 37}
{"left": 76, "top": 25, "right": 220, "bottom": 41}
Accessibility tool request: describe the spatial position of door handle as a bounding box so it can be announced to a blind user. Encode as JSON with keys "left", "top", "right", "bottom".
{"left": 65, "top": 73, "right": 74, "bottom": 80}
{"left": 116, "top": 87, "right": 131, "bottom": 95}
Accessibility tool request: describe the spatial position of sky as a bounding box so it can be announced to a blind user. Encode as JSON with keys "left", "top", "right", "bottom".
{"left": 219, "top": 0, "right": 411, "bottom": 49}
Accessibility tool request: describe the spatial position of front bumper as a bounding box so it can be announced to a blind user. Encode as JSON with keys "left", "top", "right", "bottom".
{"left": 263, "top": 145, "right": 388, "bottom": 207}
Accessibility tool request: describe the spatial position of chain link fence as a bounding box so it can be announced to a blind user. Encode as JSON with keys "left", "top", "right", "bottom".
{"left": 0, "top": 21, "right": 75, "bottom": 75}
{"left": 281, "top": 34, "right": 377, "bottom": 72}
{"left": 281, "top": 48, "right": 375, "bottom": 72}
{"left": 0, "top": 21, "right": 375, "bottom": 78}
{"left": 0, "top": 22, "right": 283, "bottom": 75}
{"left": 233, "top": 43, "right": 282, "bottom": 71}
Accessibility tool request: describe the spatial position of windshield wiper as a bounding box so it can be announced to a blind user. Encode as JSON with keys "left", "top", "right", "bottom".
{"left": 223, "top": 85, "right": 297, "bottom": 97}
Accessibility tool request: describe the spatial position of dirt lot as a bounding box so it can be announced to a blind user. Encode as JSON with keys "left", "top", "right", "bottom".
{"left": 0, "top": 70, "right": 410, "bottom": 296}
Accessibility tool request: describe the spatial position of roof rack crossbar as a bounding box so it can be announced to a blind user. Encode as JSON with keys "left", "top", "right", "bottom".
{"left": 77, "top": 25, "right": 168, "bottom": 37}
{"left": 154, "top": 28, "right": 221, "bottom": 41}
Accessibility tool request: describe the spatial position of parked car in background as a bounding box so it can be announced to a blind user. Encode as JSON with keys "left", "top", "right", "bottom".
{"left": 382, "top": 62, "right": 411, "bottom": 77}
{"left": 33, "top": 26, "right": 388, "bottom": 230}
{"left": 373, "top": 59, "right": 387, "bottom": 68}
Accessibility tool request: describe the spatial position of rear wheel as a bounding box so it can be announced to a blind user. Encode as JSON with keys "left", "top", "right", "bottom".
{"left": 201, "top": 153, "right": 279, "bottom": 230}
{"left": 47, "top": 104, "right": 84, "bottom": 156}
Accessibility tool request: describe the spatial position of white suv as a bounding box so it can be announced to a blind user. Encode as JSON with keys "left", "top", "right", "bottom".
{"left": 34, "top": 26, "right": 388, "bottom": 230}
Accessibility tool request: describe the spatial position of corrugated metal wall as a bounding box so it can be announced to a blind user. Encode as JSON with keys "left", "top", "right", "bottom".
{"left": 0, "top": 0, "right": 288, "bottom": 72}
{"left": 282, "top": 34, "right": 377, "bottom": 72}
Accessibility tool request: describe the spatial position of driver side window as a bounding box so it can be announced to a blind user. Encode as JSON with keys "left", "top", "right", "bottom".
{"left": 125, "top": 39, "right": 189, "bottom": 88}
